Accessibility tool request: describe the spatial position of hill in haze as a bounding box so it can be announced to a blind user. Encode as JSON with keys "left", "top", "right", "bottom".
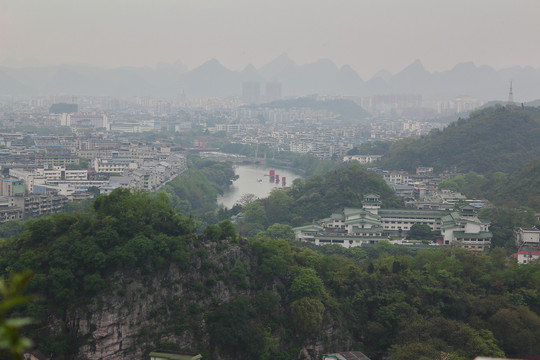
{"left": 2, "top": 56, "right": 540, "bottom": 101}
{"left": 378, "top": 105, "right": 540, "bottom": 175}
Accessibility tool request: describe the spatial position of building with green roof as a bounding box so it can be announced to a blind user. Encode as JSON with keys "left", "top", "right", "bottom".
{"left": 293, "top": 194, "right": 491, "bottom": 251}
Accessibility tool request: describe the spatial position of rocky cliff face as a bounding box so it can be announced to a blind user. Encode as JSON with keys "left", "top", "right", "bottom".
{"left": 43, "top": 238, "right": 349, "bottom": 360}
{"left": 63, "top": 241, "right": 253, "bottom": 360}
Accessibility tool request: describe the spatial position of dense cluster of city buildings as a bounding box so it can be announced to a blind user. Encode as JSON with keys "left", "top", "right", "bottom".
{"left": 0, "top": 121, "right": 187, "bottom": 223}
{"left": 0, "top": 93, "right": 524, "bottom": 257}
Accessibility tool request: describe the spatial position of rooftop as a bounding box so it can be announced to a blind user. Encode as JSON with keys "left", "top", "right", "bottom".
{"left": 149, "top": 352, "right": 202, "bottom": 360}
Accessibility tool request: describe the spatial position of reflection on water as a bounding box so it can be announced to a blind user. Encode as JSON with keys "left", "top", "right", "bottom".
{"left": 218, "top": 164, "right": 302, "bottom": 208}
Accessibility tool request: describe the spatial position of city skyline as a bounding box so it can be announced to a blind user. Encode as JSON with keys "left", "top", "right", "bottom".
{"left": 2, "top": 0, "right": 540, "bottom": 78}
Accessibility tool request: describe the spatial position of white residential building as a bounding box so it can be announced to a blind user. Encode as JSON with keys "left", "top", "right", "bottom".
{"left": 93, "top": 158, "right": 138, "bottom": 173}
{"left": 343, "top": 154, "right": 383, "bottom": 164}
{"left": 65, "top": 114, "right": 108, "bottom": 129}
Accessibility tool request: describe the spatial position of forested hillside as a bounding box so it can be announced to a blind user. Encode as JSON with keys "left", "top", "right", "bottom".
{"left": 484, "top": 159, "right": 540, "bottom": 210}
{"left": 161, "top": 157, "right": 238, "bottom": 224}
{"left": 378, "top": 105, "right": 540, "bottom": 174}
{"left": 2, "top": 189, "right": 540, "bottom": 360}
{"left": 439, "top": 161, "right": 540, "bottom": 212}
{"left": 237, "top": 163, "right": 402, "bottom": 236}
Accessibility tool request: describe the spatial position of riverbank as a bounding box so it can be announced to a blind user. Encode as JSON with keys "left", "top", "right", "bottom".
{"left": 217, "top": 164, "right": 303, "bottom": 208}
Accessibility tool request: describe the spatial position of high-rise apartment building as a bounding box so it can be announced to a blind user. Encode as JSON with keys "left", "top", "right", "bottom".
{"left": 242, "top": 82, "right": 260, "bottom": 104}
{"left": 265, "top": 82, "right": 282, "bottom": 102}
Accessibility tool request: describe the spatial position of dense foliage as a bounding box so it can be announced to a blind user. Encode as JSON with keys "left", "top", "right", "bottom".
{"left": 285, "top": 163, "right": 402, "bottom": 222}
{"left": 266, "top": 152, "right": 338, "bottom": 177}
{"left": 484, "top": 159, "right": 540, "bottom": 210}
{"left": 439, "top": 162, "right": 540, "bottom": 212}
{"left": 162, "top": 157, "right": 237, "bottom": 217}
{"left": 0, "top": 189, "right": 197, "bottom": 358}
{"left": 0, "top": 190, "right": 539, "bottom": 359}
{"left": 378, "top": 105, "right": 540, "bottom": 174}
{"left": 236, "top": 162, "right": 402, "bottom": 236}
{"left": 347, "top": 141, "right": 392, "bottom": 156}
{"left": 0, "top": 271, "right": 34, "bottom": 360}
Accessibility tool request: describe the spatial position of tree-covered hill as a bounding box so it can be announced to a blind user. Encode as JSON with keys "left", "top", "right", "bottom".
{"left": 484, "top": 159, "right": 540, "bottom": 210}
{"left": 285, "top": 163, "right": 403, "bottom": 224}
{"left": 378, "top": 105, "right": 540, "bottom": 174}
{"left": 238, "top": 162, "right": 403, "bottom": 235}
{"left": 1, "top": 189, "right": 540, "bottom": 359}
{"left": 438, "top": 160, "right": 540, "bottom": 212}
{"left": 162, "top": 157, "right": 237, "bottom": 215}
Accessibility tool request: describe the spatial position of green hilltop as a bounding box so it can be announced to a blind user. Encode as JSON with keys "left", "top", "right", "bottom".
{"left": 378, "top": 105, "right": 540, "bottom": 175}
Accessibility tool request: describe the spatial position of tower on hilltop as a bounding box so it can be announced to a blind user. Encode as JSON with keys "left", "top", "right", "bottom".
{"left": 508, "top": 81, "right": 514, "bottom": 104}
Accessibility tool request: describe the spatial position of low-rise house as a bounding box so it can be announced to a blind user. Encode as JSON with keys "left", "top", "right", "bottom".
{"left": 23, "top": 350, "right": 48, "bottom": 360}
{"left": 149, "top": 351, "right": 202, "bottom": 360}
{"left": 514, "top": 247, "right": 540, "bottom": 264}
{"left": 514, "top": 227, "right": 540, "bottom": 264}
{"left": 323, "top": 351, "right": 371, "bottom": 360}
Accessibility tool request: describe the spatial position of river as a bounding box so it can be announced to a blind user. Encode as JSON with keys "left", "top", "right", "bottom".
{"left": 217, "top": 164, "right": 303, "bottom": 208}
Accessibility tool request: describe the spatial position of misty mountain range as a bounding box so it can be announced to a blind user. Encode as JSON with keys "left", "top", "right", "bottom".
{"left": 1, "top": 54, "right": 540, "bottom": 102}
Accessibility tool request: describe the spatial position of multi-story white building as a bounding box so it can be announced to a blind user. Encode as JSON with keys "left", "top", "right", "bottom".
{"left": 93, "top": 158, "right": 138, "bottom": 173}
{"left": 64, "top": 114, "right": 108, "bottom": 129}
{"left": 384, "top": 171, "right": 411, "bottom": 185}
{"left": 34, "top": 167, "right": 88, "bottom": 181}
{"left": 98, "top": 154, "right": 186, "bottom": 194}
{"left": 343, "top": 154, "right": 383, "bottom": 164}
{"left": 440, "top": 206, "right": 492, "bottom": 251}
{"left": 289, "top": 142, "right": 314, "bottom": 153}
{"left": 109, "top": 121, "right": 155, "bottom": 133}
{"left": 294, "top": 194, "right": 492, "bottom": 251}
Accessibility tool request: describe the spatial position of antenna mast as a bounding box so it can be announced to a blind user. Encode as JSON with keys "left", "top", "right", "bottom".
{"left": 508, "top": 81, "right": 514, "bottom": 104}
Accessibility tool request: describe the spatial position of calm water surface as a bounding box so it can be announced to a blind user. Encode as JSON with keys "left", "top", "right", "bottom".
{"left": 218, "top": 164, "right": 303, "bottom": 208}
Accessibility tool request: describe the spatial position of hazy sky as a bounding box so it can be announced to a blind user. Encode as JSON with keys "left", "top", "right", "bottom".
{"left": 1, "top": 0, "right": 539, "bottom": 78}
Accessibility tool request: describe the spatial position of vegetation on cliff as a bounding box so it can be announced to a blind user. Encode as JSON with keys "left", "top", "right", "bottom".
{"left": 161, "top": 157, "right": 237, "bottom": 222}
{"left": 1, "top": 189, "right": 539, "bottom": 359}
{"left": 0, "top": 189, "right": 197, "bottom": 358}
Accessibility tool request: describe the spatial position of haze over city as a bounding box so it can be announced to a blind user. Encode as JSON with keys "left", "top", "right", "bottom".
{"left": 4, "top": 1, "right": 540, "bottom": 359}
{"left": 2, "top": 0, "right": 540, "bottom": 78}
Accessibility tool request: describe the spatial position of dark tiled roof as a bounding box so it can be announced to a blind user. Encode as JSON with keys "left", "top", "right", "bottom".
{"left": 325, "top": 351, "right": 371, "bottom": 360}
